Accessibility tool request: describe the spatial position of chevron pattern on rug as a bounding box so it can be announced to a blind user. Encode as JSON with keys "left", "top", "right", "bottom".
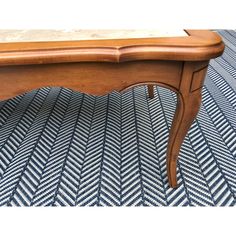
{"left": 0, "top": 30, "right": 235, "bottom": 206}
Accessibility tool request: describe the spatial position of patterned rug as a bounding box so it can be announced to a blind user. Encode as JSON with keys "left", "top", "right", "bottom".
{"left": 0, "top": 30, "right": 235, "bottom": 206}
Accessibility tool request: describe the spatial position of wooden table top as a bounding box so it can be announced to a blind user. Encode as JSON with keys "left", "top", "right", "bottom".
{"left": 0, "top": 30, "right": 187, "bottom": 42}
{"left": 0, "top": 30, "right": 224, "bottom": 65}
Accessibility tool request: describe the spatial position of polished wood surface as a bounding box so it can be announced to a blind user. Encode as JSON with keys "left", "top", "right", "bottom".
{"left": 166, "top": 61, "right": 209, "bottom": 187}
{"left": 0, "top": 30, "right": 224, "bottom": 188}
{"left": 0, "top": 30, "right": 224, "bottom": 66}
{"left": 0, "top": 61, "right": 183, "bottom": 100}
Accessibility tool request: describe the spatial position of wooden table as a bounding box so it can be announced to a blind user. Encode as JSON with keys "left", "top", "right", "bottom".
{"left": 0, "top": 30, "right": 224, "bottom": 188}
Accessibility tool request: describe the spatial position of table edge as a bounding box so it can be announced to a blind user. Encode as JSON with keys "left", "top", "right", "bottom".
{"left": 0, "top": 30, "right": 225, "bottom": 66}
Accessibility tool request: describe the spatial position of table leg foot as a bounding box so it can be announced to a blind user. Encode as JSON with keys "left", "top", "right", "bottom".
{"left": 166, "top": 90, "right": 202, "bottom": 188}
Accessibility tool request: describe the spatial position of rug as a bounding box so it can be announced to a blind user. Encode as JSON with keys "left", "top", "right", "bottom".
{"left": 0, "top": 30, "right": 235, "bottom": 206}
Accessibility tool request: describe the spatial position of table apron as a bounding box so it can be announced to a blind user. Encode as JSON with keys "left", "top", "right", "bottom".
{"left": 0, "top": 60, "right": 183, "bottom": 100}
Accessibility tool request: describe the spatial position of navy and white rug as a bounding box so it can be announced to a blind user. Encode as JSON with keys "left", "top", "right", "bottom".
{"left": 0, "top": 30, "right": 235, "bottom": 206}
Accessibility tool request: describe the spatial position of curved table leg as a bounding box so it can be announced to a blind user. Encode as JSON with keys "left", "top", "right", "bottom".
{"left": 165, "top": 61, "right": 208, "bottom": 188}
{"left": 166, "top": 89, "right": 202, "bottom": 188}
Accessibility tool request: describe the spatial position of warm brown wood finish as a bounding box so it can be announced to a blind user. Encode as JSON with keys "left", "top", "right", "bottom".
{"left": 0, "top": 30, "right": 224, "bottom": 66}
{"left": 166, "top": 61, "right": 209, "bottom": 187}
{"left": 147, "top": 85, "right": 155, "bottom": 99}
{"left": 0, "top": 61, "right": 183, "bottom": 100}
{"left": 0, "top": 30, "right": 224, "bottom": 188}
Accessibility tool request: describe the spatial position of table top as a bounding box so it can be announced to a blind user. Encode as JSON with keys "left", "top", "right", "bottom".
{"left": 0, "top": 30, "right": 224, "bottom": 66}
{"left": 0, "top": 30, "right": 187, "bottom": 42}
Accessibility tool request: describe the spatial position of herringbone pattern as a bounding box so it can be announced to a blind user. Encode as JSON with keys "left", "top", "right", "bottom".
{"left": 0, "top": 30, "right": 235, "bottom": 206}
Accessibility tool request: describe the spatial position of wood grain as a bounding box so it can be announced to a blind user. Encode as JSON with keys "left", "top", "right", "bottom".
{"left": 166, "top": 61, "right": 209, "bottom": 187}
{"left": 0, "top": 60, "right": 182, "bottom": 100}
{"left": 0, "top": 30, "right": 224, "bottom": 66}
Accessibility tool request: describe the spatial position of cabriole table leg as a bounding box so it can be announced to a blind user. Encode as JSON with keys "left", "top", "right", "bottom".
{"left": 166, "top": 61, "right": 208, "bottom": 188}
{"left": 166, "top": 90, "right": 202, "bottom": 187}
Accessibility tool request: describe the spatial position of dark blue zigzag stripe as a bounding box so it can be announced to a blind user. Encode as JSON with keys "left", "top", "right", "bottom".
{"left": 76, "top": 95, "right": 110, "bottom": 206}
{"left": 31, "top": 91, "right": 84, "bottom": 206}
{"left": 96, "top": 92, "right": 122, "bottom": 206}
{"left": 0, "top": 89, "right": 50, "bottom": 181}
{"left": 0, "top": 88, "right": 60, "bottom": 205}
{"left": 0, "top": 95, "right": 23, "bottom": 128}
{"left": 201, "top": 87, "right": 236, "bottom": 155}
{"left": 120, "top": 90, "right": 144, "bottom": 206}
{"left": 53, "top": 94, "right": 95, "bottom": 206}
{"left": 207, "top": 65, "right": 236, "bottom": 110}
{"left": 11, "top": 88, "right": 73, "bottom": 206}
